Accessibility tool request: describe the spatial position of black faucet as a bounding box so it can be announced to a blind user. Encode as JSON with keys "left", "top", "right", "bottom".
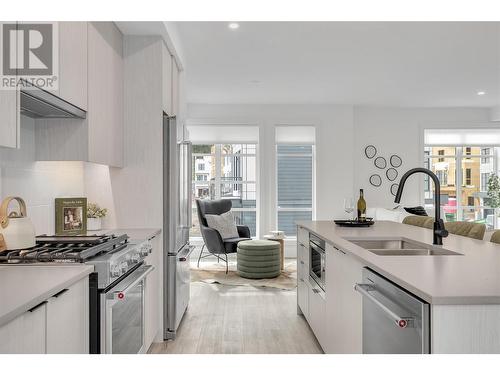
{"left": 394, "top": 167, "right": 448, "bottom": 245}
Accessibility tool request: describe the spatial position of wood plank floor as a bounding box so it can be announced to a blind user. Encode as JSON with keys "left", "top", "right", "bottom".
{"left": 148, "top": 281, "right": 323, "bottom": 354}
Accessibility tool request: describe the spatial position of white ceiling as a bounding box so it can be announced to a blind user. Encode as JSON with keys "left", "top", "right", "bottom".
{"left": 175, "top": 22, "right": 500, "bottom": 107}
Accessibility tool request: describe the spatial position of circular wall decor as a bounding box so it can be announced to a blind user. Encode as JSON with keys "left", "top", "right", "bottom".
{"left": 364, "top": 145, "right": 377, "bottom": 159}
{"left": 390, "top": 183, "right": 399, "bottom": 196}
{"left": 386, "top": 168, "right": 398, "bottom": 181}
{"left": 369, "top": 174, "right": 382, "bottom": 187}
{"left": 390, "top": 155, "right": 402, "bottom": 168}
{"left": 374, "top": 156, "right": 387, "bottom": 169}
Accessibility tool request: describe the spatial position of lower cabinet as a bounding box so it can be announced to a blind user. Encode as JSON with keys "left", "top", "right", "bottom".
{"left": 46, "top": 277, "right": 89, "bottom": 354}
{"left": 297, "top": 278, "right": 309, "bottom": 319}
{"left": 0, "top": 276, "right": 89, "bottom": 354}
{"left": 144, "top": 235, "right": 162, "bottom": 351}
{"left": 308, "top": 285, "right": 327, "bottom": 350}
{"left": 325, "top": 244, "right": 363, "bottom": 354}
{"left": 0, "top": 302, "right": 46, "bottom": 354}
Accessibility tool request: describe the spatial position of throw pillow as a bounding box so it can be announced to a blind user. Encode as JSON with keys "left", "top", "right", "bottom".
{"left": 205, "top": 211, "right": 239, "bottom": 239}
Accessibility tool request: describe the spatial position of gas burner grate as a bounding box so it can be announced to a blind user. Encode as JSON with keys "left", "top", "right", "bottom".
{"left": 0, "top": 234, "right": 129, "bottom": 263}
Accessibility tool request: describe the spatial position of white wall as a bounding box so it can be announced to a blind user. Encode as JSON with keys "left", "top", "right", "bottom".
{"left": 0, "top": 116, "right": 86, "bottom": 235}
{"left": 187, "top": 104, "right": 491, "bottom": 256}
{"left": 353, "top": 107, "right": 491, "bottom": 208}
{"left": 187, "top": 104, "right": 354, "bottom": 257}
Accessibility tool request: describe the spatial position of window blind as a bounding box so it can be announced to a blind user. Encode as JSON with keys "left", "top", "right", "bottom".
{"left": 424, "top": 129, "right": 500, "bottom": 146}
{"left": 275, "top": 126, "right": 315, "bottom": 144}
{"left": 187, "top": 125, "right": 259, "bottom": 144}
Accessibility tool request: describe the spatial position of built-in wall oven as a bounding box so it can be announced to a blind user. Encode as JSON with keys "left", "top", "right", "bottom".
{"left": 309, "top": 234, "right": 326, "bottom": 291}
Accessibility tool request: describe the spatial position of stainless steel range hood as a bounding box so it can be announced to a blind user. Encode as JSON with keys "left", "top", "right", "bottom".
{"left": 20, "top": 80, "right": 86, "bottom": 119}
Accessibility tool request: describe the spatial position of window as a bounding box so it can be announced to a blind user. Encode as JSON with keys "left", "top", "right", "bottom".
{"left": 191, "top": 144, "right": 257, "bottom": 238}
{"left": 467, "top": 196, "right": 475, "bottom": 207}
{"left": 438, "top": 149, "right": 444, "bottom": 162}
{"left": 465, "top": 168, "right": 472, "bottom": 186}
{"left": 424, "top": 145, "right": 498, "bottom": 228}
{"left": 276, "top": 144, "right": 314, "bottom": 236}
{"left": 198, "top": 164, "right": 205, "bottom": 171}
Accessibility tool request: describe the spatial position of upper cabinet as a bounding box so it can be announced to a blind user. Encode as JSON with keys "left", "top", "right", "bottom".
{"left": 57, "top": 22, "right": 88, "bottom": 110}
{"left": 171, "top": 58, "right": 180, "bottom": 117}
{"left": 87, "top": 22, "right": 124, "bottom": 167}
{"left": 36, "top": 22, "right": 124, "bottom": 167}
{"left": 162, "top": 44, "right": 173, "bottom": 115}
{"left": 0, "top": 22, "right": 20, "bottom": 149}
{"left": 0, "top": 88, "right": 20, "bottom": 149}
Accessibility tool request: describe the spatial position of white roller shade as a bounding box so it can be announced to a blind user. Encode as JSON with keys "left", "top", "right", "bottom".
{"left": 424, "top": 128, "right": 500, "bottom": 146}
{"left": 187, "top": 125, "right": 259, "bottom": 144}
{"left": 275, "top": 126, "right": 315, "bottom": 144}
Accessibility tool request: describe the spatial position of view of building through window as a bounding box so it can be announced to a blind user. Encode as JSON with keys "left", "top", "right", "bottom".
{"left": 277, "top": 144, "right": 314, "bottom": 236}
{"left": 424, "top": 146, "right": 500, "bottom": 229}
{"left": 191, "top": 144, "right": 257, "bottom": 237}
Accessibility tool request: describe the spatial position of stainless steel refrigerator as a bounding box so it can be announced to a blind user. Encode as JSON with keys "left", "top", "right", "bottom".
{"left": 163, "top": 113, "right": 193, "bottom": 340}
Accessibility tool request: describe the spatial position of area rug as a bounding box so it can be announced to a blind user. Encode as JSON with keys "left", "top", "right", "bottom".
{"left": 190, "top": 260, "right": 297, "bottom": 290}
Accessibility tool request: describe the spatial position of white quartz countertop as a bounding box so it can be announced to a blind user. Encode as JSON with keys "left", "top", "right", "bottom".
{"left": 0, "top": 264, "right": 94, "bottom": 327}
{"left": 297, "top": 220, "right": 500, "bottom": 305}
{"left": 89, "top": 228, "right": 161, "bottom": 242}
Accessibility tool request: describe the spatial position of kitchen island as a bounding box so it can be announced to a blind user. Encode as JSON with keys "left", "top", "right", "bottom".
{"left": 296, "top": 220, "right": 500, "bottom": 354}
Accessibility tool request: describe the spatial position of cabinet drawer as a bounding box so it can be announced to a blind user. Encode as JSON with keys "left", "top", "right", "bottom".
{"left": 297, "top": 278, "right": 309, "bottom": 319}
{"left": 297, "top": 227, "right": 309, "bottom": 248}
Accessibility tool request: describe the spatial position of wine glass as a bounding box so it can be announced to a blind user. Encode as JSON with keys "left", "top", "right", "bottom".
{"left": 344, "top": 198, "right": 355, "bottom": 220}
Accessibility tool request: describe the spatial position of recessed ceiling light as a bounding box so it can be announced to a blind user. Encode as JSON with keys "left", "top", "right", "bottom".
{"left": 228, "top": 22, "right": 240, "bottom": 30}
{"left": 477, "top": 91, "right": 486, "bottom": 96}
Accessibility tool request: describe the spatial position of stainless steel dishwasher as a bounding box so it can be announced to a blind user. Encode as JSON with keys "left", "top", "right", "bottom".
{"left": 355, "top": 268, "right": 430, "bottom": 354}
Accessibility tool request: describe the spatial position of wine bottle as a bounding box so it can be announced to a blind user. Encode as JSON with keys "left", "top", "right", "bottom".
{"left": 357, "top": 189, "right": 366, "bottom": 222}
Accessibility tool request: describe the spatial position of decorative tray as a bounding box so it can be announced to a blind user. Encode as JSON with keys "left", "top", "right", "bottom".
{"left": 334, "top": 218, "right": 374, "bottom": 227}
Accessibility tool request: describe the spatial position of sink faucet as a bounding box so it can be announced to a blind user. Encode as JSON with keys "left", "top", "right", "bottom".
{"left": 394, "top": 167, "right": 448, "bottom": 245}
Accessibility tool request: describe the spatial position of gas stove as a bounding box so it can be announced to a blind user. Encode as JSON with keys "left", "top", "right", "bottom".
{"left": 0, "top": 234, "right": 152, "bottom": 289}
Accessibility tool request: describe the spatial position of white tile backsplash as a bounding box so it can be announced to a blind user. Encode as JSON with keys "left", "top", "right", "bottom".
{"left": 0, "top": 116, "right": 86, "bottom": 235}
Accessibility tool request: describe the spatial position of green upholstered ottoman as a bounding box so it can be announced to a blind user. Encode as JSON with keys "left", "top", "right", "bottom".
{"left": 237, "top": 240, "right": 281, "bottom": 279}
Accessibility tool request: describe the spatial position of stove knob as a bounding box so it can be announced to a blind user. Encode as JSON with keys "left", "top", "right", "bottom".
{"left": 131, "top": 253, "right": 141, "bottom": 263}
{"left": 140, "top": 246, "right": 149, "bottom": 256}
{"left": 110, "top": 265, "right": 120, "bottom": 277}
{"left": 120, "top": 261, "right": 128, "bottom": 273}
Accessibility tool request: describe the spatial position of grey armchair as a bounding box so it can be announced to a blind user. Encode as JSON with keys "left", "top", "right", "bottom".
{"left": 196, "top": 199, "right": 251, "bottom": 273}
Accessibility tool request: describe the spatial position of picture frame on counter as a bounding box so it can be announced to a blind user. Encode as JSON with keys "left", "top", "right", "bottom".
{"left": 55, "top": 197, "right": 87, "bottom": 235}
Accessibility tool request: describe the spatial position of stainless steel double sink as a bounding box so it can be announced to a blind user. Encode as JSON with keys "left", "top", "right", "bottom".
{"left": 345, "top": 237, "right": 463, "bottom": 256}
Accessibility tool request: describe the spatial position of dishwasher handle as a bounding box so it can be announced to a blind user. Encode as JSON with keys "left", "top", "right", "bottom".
{"left": 354, "top": 283, "right": 414, "bottom": 328}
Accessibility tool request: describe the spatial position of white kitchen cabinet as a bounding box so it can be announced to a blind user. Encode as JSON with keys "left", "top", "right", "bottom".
{"left": 0, "top": 275, "right": 88, "bottom": 354}
{"left": 308, "top": 284, "right": 326, "bottom": 350}
{"left": 35, "top": 22, "right": 123, "bottom": 167}
{"left": 145, "top": 236, "right": 162, "bottom": 349}
{"left": 0, "top": 22, "right": 20, "bottom": 149}
{"left": 57, "top": 22, "right": 88, "bottom": 110}
{"left": 171, "top": 58, "right": 179, "bottom": 116}
{"left": 162, "top": 44, "right": 173, "bottom": 115}
{"left": 325, "top": 243, "right": 363, "bottom": 354}
{"left": 296, "top": 227, "right": 310, "bottom": 318}
{"left": 0, "top": 302, "right": 46, "bottom": 354}
{"left": 87, "top": 21, "right": 124, "bottom": 167}
{"left": 0, "top": 89, "right": 20, "bottom": 149}
{"left": 46, "top": 277, "right": 89, "bottom": 354}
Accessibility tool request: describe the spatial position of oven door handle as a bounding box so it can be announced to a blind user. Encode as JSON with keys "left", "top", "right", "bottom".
{"left": 107, "top": 265, "right": 154, "bottom": 300}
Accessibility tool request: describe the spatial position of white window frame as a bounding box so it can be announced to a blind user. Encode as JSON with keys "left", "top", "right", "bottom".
{"left": 192, "top": 143, "right": 259, "bottom": 238}
{"left": 275, "top": 143, "right": 316, "bottom": 237}
{"left": 423, "top": 145, "right": 498, "bottom": 222}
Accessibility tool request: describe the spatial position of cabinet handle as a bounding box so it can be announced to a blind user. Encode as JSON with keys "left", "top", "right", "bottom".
{"left": 52, "top": 288, "right": 69, "bottom": 298}
{"left": 312, "top": 288, "right": 321, "bottom": 294}
{"left": 28, "top": 300, "right": 47, "bottom": 313}
{"left": 300, "top": 260, "right": 304, "bottom": 265}
{"left": 299, "top": 243, "right": 305, "bottom": 248}
{"left": 335, "top": 247, "right": 346, "bottom": 255}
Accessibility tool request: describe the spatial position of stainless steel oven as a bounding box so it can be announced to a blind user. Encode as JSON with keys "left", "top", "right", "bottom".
{"left": 309, "top": 234, "right": 325, "bottom": 291}
{"left": 100, "top": 264, "right": 154, "bottom": 354}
